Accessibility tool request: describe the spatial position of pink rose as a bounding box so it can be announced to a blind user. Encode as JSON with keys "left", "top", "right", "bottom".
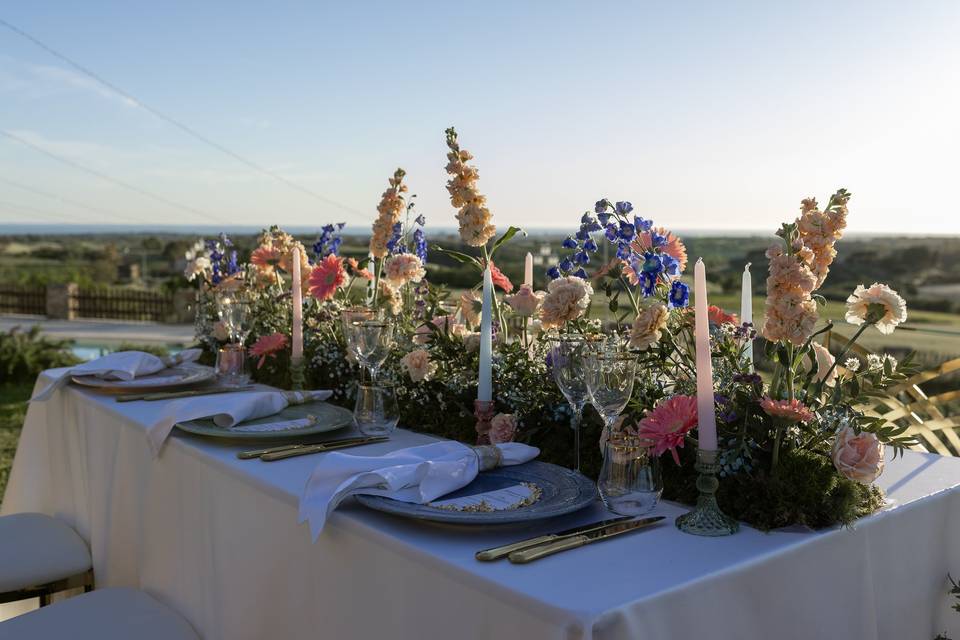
{"left": 504, "top": 284, "right": 544, "bottom": 317}
{"left": 831, "top": 426, "right": 884, "bottom": 483}
{"left": 489, "top": 413, "right": 517, "bottom": 444}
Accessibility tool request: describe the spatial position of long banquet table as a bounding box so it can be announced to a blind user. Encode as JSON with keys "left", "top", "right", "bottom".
{"left": 3, "top": 370, "right": 960, "bottom": 639}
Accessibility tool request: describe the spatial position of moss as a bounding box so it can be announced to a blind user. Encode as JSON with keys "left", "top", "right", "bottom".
{"left": 662, "top": 446, "right": 884, "bottom": 531}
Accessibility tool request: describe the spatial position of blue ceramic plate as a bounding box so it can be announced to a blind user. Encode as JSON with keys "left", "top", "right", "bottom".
{"left": 355, "top": 461, "right": 597, "bottom": 525}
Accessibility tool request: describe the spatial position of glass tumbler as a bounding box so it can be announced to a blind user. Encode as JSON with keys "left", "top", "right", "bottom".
{"left": 598, "top": 436, "right": 662, "bottom": 516}
{"left": 353, "top": 383, "right": 400, "bottom": 437}
{"left": 215, "top": 343, "right": 250, "bottom": 388}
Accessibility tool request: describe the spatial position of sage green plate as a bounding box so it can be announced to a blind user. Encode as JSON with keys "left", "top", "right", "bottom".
{"left": 175, "top": 401, "right": 353, "bottom": 441}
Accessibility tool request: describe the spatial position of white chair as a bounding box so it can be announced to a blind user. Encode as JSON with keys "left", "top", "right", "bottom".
{"left": 0, "top": 587, "right": 200, "bottom": 639}
{"left": 0, "top": 513, "right": 93, "bottom": 606}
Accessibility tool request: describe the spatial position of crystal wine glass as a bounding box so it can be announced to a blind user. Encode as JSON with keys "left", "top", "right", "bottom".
{"left": 548, "top": 335, "right": 600, "bottom": 473}
{"left": 345, "top": 320, "right": 394, "bottom": 383}
{"left": 215, "top": 292, "right": 250, "bottom": 345}
{"left": 585, "top": 352, "right": 638, "bottom": 447}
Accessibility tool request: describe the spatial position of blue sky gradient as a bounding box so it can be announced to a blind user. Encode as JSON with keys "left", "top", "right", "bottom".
{"left": 1, "top": 1, "right": 958, "bottom": 233}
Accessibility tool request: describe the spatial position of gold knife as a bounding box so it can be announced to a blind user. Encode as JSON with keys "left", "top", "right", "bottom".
{"left": 237, "top": 436, "right": 375, "bottom": 460}
{"left": 259, "top": 436, "right": 389, "bottom": 461}
{"left": 116, "top": 386, "right": 255, "bottom": 402}
{"left": 475, "top": 515, "right": 633, "bottom": 561}
{"left": 508, "top": 516, "right": 666, "bottom": 564}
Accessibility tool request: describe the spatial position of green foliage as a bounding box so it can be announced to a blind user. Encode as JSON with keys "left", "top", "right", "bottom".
{"left": 0, "top": 326, "right": 80, "bottom": 380}
{"left": 116, "top": 342, "right": 171, "bottom": 357}
{"left": 662, "top": 446, "right": 884, "bottom": 531}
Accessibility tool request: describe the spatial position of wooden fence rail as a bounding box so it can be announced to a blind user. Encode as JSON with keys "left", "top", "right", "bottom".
{"left": 0, "top": 284, "right": 47, "bottom": 315}
{"left": 76, "top": 287, "right": 174, "bottom": 323}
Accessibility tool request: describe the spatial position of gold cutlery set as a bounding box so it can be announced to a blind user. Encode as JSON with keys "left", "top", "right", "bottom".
{"left": 476, "top": 515, "right": 665, "bottom": 563}
{"left": 115, "top": 386, "right": 256, "bottom": 402}
{"left": 237, "top": 436, "right": 388, "bottom": 461}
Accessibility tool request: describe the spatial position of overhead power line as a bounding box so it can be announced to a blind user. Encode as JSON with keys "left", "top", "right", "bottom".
{"left": 0, "top": 198, "right": 77, "bottom": 223}
{"left": 0, "top": 17, "right": 369, "bottom": 223}
{"left": 0, "top": 129, "right": 224, "bottom": 223}
{"left": 0, "top": 175, "right": 149, "bottom": 224}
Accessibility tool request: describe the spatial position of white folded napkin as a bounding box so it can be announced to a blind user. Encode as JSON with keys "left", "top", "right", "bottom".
{"left": 31, "top": 349, "right": 203, "bottom": 402}
{"left": 298, "top": 441, "right": 540, "bottom": 540}
{"left": 146, "top": 389, "right": 332, "bottom": 455}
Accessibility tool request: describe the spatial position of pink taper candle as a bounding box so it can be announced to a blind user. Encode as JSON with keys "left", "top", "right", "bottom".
{"left": 693, "top": 258, "right": 717, "bottom": 451}
{"left": 291, "top": 247, "right": 303, "bottom": 364}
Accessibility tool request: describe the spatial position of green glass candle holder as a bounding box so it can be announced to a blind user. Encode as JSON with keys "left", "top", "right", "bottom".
{"left": 290, "top": 358, "right": 305, "bottom": 391}
{"left": 675, "top": 449, "right": 739, "bottom": 536}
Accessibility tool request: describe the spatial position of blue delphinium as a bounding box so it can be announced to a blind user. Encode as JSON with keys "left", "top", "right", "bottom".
{"left": 642, "top": 252, "right": 663, "bottom": 275}
{"left": 205, "top": 235, "right": 236, "bottom": 285}
{"left": 669, "top": 281, "right": 690, "bottom": 308}
{"left": 638, "top": 271, "right": 657, "bottom": 297}
{"left": 546, "top": 266, "right": 561, "bottom": 280}
{"left": 562, "top": 236, "right": 578, "bottom": 249}
{"left": 313, "top": 223, "right": 346, "bottom": 260}
{"left": 618, "top": 221, "right": 635, "bottom": 241}
{"left": 615, "top": 201, "right": 633, "bottom": 215}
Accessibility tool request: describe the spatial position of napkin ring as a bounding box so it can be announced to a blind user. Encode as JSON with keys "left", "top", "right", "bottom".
{"left": 473, "top": 445, "right": 503, "bottom": 471}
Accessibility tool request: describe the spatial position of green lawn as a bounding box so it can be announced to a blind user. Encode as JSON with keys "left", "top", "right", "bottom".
{"left": 0, "top": 384, "right": 31, "bottom": 507}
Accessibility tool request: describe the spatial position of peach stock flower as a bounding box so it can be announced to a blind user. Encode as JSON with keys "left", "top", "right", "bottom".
{"left": 759, "top": 397, "right": 814, "bottom": 424}
{"left": 629, "top": 301, "right": 669, "bottom": 350}
{"left": 636, "top": 395, "right": 698, "bottom": 464}
{"left": 762, "top": 243, "right": 819, "bottom": 346}
{"left": 539, "top": 276, "right": 593, "bottom": 329}
{"left": 796, "top": 190, "right": 849, "bottom": 288}
{"left": 489, "top": 413, "right": 518, "bottom": 444}
{"left": 378, "top": 282, "right": 402, "bottom": 316}
{"left": 504, "top": 284, "right": 544, "bottom": 316}
{"left": 401, "top": 348, "right": 437, "bottom": 382}
{"left": 384, "top": 253, "right": 426, "bottom": 287}
{"left": 831, "top": 426, "right": 884, "bottom": 483}
{"left": 249, "top": 333, "right": 288, "bottom": 369}
{"left": 371, "top": 169, "right": 407, "bottom": 258}
{"left": 445, "top": 128, "right": 496, "bottom": 247}
{"left": 845, "top": 283, "right": 907, "bottom": 335}
{"left": 307, "top": 255, "right": 347, "bottom": 301}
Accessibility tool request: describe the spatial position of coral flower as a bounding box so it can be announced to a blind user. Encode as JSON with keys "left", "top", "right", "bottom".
{"left": 759, "top": 397, "right": 814, "bottom": 424}
{"left": 633, "top": 227, "right": 688, "bottom": 273}
{"left": 845, "top": 283, "right": 907, "bottom": 335}
{"left": 636, "top": 395, "right": 699, "bottom": 464}
{"left": 307, "top": 254, "right": 347, "bottom": 301}
{"left": 488, "top": 261, "right": 514, "bottom": 293}
{"left": 249, "top": 333, "right": 288, "bottom": 369}
{"left": 708, "top": 305, "right": 739, "bottom": 326}
{"left": 250, "top": 245, "right": 282, "bottom": 270}
{"left": 346, "top": 257, "right": 373, "bottom": 280}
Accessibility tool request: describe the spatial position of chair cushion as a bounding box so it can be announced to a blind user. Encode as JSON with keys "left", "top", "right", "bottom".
{"left": 0, "top": 588, "right": 199, "bottom": 639}
{"left": 0, "top": 513, "right": 91, "bottom": 593}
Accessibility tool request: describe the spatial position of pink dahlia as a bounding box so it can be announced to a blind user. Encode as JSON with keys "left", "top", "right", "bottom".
{"left": 308, "top": 254, "right": 347, "bottom": 301}
{"left": 636, "top": 395, "right": 699, "bottom": 464}
{"left": 759, "top": 397, "right": 814, "bottom": 424}
{"left": 249, "top": 333, "right": 288, "bottom": 369}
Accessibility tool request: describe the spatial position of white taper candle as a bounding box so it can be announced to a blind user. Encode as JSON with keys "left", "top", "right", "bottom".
{"left": 694, "top": 258, "right": 718, "bottom": 451}
{"left": 741, "top": 262, "right": 754, "bottom": 372}
{"left": 291, "top": 247, "right": 303, "bottom": 364}
{"left": 478, "top": 267, "right": 493, "bottom": 402}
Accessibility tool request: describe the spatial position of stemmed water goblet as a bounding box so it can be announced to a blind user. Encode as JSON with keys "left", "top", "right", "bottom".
{"left": 214, "top": 292, "right": 251, "bottom": 387}
{"left": 548, "top": 335, "right": 600, "bottom": 473}
{"left": 584, "top": 352, "right": 638, "bottom": 450}
{"left": 344, "top": 319, "right": 394, "bottom": 384}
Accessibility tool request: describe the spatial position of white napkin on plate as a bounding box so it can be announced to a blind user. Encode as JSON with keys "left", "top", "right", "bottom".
{"left": 30, "top": 349, "right": 203, "bottom": 402}
{"left": 298, "top": 441, "right": 539, "bottom": 540}
{"left": 145, "top": 389, "right": 332, "bottom": 455}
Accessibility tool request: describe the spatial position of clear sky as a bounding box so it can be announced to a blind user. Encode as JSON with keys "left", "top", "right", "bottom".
{"left": 1, "top": 1, "right": 958, "bottom": 234}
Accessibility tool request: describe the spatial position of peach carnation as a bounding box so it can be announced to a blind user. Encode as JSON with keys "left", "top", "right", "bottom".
{"left": 384, "top": 253, "right": 426, "bottom": 287}
{"left": 539, "top": 276, "right": 593, "bottom": 330}
{"left": 629, "top": 301, "right": 669, "bottom": 350}
{"left": 845, "top": 283, "right": 907, "bottom": 335}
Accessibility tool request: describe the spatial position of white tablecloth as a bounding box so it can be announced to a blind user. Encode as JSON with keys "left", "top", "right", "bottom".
{"left": 4, "top": 369, "right": 960, "bottom": 639}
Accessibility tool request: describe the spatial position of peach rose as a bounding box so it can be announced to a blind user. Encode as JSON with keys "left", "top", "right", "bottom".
{"left": 400, "top": 348, "right": 436, "bottom": 382}
{"left": 629, "top": 301, "right": 669, "bottom": 350}
{"left": 831, "top": 426, "right": 884, "bottom": 483}
{"left": 504, "top": 284, "right": 544, "bottom": 317}
{"left": 489, "top": 413, "right": 517, "bottom": 444}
